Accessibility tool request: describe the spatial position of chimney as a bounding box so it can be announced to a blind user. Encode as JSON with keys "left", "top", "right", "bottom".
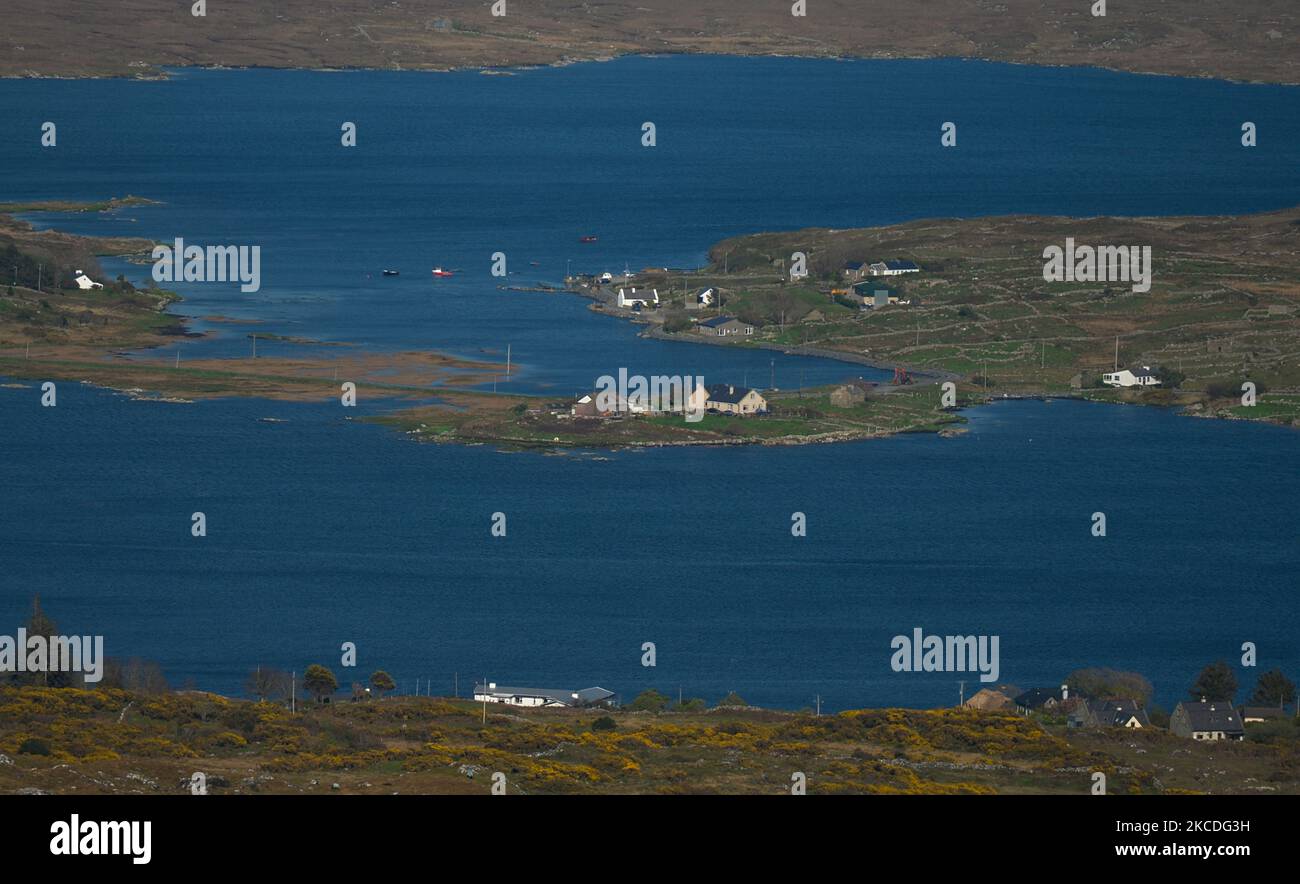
{"left": 1061, "top": 684, "right": 1069, "bottom": 700}
{"left": 488, "top": 682, "right": 496, "bottom": 690}
{"left": 728, "top": 385, "right": 734, "bottom": 395}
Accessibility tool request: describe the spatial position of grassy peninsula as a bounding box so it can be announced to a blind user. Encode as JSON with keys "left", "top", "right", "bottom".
{"left": 607, "top": 207, "right": 1300, "bottom": 429}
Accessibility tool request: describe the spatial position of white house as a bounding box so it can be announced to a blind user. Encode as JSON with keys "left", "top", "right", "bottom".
{"left": 472, "top": 682, "right": 617, "bottom": 708}
{"left": 617, "top": 287, "right": 659, "bottom": 308}
{"left": 74, "top": 270, "right": 104, "bottom": 290}
{"left": 868, "top": 260, "right": 920, "bottom": 277}
{"left": 1102, "top": 366, "right": 1161, "bottom": 388}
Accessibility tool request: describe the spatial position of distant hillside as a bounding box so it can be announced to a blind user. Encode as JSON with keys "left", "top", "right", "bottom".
{"left": 3, "top": 0, "right": 1298, "bottom": 84}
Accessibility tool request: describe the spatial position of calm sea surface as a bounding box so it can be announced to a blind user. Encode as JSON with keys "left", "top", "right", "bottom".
{"left": 1, "top": 57, "right": 1297, "bottom": 709}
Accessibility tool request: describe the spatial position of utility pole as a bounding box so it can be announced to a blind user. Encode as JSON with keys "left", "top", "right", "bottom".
{"left": 291, "top": 671, "right": 296, "bottom": 714}
{"left": 482, "top": 675, "right": 487, "bottom": 724}
{"left": 506, "top": 344, "right": 511, "bottom": 377}
{"left": 251, "top": 334, "right": 257, "bottom": 359}
{"left": 1114, "top": 335, "right": 1119, "bottom": 371}
{"left": 815, "top": 694, "right": 821, "bottom": 717}
{"left": 454, "top": 672, "right": 458, "bottom": 698}
{"left": 37, "top": 264, "right": 42, "bottom": 293}
{"left": 958, "top": 680, "right": 966, "bottom": 708}
{"left": 175, "top": 349, "right": 180, "bottom": 369}
{"left": 770, "top": 359, "right": 775, "bottom": 391}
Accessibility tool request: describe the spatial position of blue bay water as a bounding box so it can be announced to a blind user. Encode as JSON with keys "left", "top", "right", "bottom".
{"left": 1, "top": 56, "right": 1298, "bottom": 710}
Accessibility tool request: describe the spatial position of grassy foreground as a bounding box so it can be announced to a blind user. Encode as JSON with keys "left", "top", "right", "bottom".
{"left": 3, "top": 686, "right": 1298, "bottom": 795}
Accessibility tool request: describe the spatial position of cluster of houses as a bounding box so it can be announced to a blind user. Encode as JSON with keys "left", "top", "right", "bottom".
{"left": 472, "top": 681, "right": 618, "bottom": 709}
{"left": 572, "top": 382, "right": 768, "bottom": 418}
{"left": 964, "top": 683, "right": 1289, "bottom": 741}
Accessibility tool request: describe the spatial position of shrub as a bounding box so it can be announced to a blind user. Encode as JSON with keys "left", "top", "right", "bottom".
{"left": 591, "top": 716, "right": 617, "bottom": 732}
{"left": 18, "top": 738, "right": 50, "bottom": 755}
{"left": 627, "top": 689, "right": 670, "bottom": 713}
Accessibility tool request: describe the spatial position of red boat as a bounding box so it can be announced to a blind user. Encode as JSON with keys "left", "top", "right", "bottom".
{"left": 430, "top": 267, "right": 455, "bottom": 277}
{"left": 579, "top": 235, "right": 598, "bottom": 243}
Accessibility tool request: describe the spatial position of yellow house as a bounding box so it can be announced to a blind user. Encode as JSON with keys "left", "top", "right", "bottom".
{"left": 688, "top": 383, "right": 767, "bottom": 415}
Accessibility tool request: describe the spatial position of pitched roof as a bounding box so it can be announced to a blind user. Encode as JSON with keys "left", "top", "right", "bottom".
{"left": 1084, "top": 698, "right": 1150, "bottom": 727}
{"left": 964, "top": 688, "right": 1013, "bottom": 710}
{"left": 472, "top": 684, "right": 612, "bottom": 705}
{"left": 1015, "top": 688, "right": 1063, "bottom": 709}
{"left": 884, "top": 260, "right": 919, "bottom": 271}
{"left": 699, "top": 315, "right": 748, "bottom": 328}
{"left": 1178, "top": 700, "right": 1244, "bottom": 733}
{"left": 705, "top": 383, "right": 758, "bottom": 404}
{"left": 1238, "top": 705, "right": 1287, "bottom": 720}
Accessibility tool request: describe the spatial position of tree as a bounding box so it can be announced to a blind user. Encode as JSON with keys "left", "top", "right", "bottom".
{"left": 1156, "top": 366, "right": 1186, "bottom": 389}
{"left": 303, "top": 664, "right": 338, "bottom": 703}
{"left": 1065, "top": 668, "right": 1153, "bottom": 704}
{"left": 1251, "top": 669, "right": 1296, "bottom": 708}
{"left": 627, "top": 689, "right": 670, "bottom": 712}
{"left": 1189, "top": 660, "right": 1237, "bottom": 702}
{"left": 370, "top": 670, "right": 396, "bottom": 698}
{"left": 717, "top": 691, "right": 747, "bottom": 708}
{"left": 24, "top": 595, "right": 74, "bottom": 687}
{"left": 245, "top": 666, "right": 291, "bottom": 702}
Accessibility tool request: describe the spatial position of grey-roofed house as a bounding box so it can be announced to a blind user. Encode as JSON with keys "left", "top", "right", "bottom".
{"left": 1170, "top": 698, "right": 1244, "bottom": 740}
{"left": 688, "top": 383, "right": 767, "bottom": 415}
{"left": 1069, "top": 698, "right": 1150, "bottom": 729}
{"left": 697, "top": 315, "right": 754, "bottom": 337}
{"left": 842, "top": 260, "right": 871, "bottom": 280}
{"left": 472, "top": 682, "right": 617, "bottom": 709}
{"left": 1015, "top": 685, "right": 1076, "bottom": 715}
{"left": 869, "top": 259, "right": 920, "bottom": 276}
{"left": 1238, "top": 706, "right": 1290, "bottom": 724}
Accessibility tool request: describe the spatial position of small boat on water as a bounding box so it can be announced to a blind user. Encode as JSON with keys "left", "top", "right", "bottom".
{"left": 579, "top": 235, "right": 598, "bottom": 243}
{"left": 431, "top": 267, "right": 455, "bottom": 277}
{"left": 382, "top": 269, "right": 400, "bottom": 276}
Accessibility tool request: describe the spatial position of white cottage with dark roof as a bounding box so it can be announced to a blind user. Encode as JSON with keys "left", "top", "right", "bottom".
{"left": 1170, "top": 698, "right": 1244, "bottom": 740}
{"left": 472, "top": 682, "right": 617, "bottom": 709}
